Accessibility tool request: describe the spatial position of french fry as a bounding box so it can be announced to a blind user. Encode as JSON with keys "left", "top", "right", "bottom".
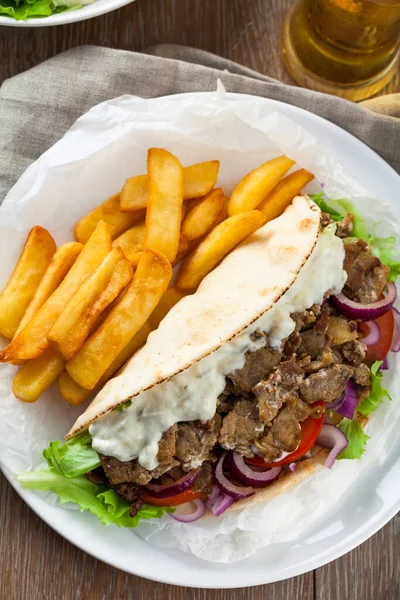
{"left": 144, "top": 148, "right": 184, "bottom": 263}
{"left": 129, "top": 251, "right": 143, "bottom": 268}
{"left": 227, "top": 156, "right": 295, "bottom": 216}
{"left": 120, "top": 175, "right": 148, "bottom": 213}
{"left": 183, "top": 161, "right": 220, "bottom": 200}
{"left": 58, "top": 322, "right": 151, "bottom": 405}
{"left": 120, "top": 160, "right": 219, "bottom": 212}
{"left": 176, "top": 211, "right": 266, "bottom": 291}
{"left": 13, "top": 348, "right": 65, "bottom": 403}
{"left": 75, "top": 193, "right": 145, "bottom": 243}
{"left": 180, "top": 188, "right": 226, "bottom": 242}
{"left": 112, "top": 221, "right": 146, "bottom": 262}
{"left": 148, "top": 288, "right": 184, "bottom": 330}
{"left": 0, "top": 221, "right": 111, "bottom": 363}
{"left": 15, "top": 242, "right": 83, "bottom": 337}
{"left": 48, "top": 248, "right": 133, "bottom": 361}
{"left": 0, "top": 227, "right": 56, "bottom": 339}
{"left": 173, "top": 190, "right": 227, "bottom": 264}
{"left": 258, "top": 169, "right": 315, "bottom": 222}
{"left": 66, "top": 249, "right": 172, "bottom": 390}
{"left": 58, "top": 371, "right": 91, "bottom": 406}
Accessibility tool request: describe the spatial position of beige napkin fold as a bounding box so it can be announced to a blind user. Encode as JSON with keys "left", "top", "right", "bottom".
{"left": 361, "top": 94, "right": 400, "bottom": 118}
{"left": 0, "top": 44, "right": 398, "bottom": 203}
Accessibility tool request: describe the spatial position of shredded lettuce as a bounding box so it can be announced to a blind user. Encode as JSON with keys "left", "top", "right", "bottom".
{"left": 0, "top": 0, "right": 81, "bottom": 20}
{"left": 338, "top": 418, "right": 370, "bottom": 460}
{"left": 43, "top": 430, "right": 100, "bottom": 478}
{"left": 310, "top": 193, "right": 400, "bottom": 282}
{"left": 16, "top": 468, "right": 171, "bottom": 527}
{"left": 358, "top": 361, "right": 391, "bottom": 417}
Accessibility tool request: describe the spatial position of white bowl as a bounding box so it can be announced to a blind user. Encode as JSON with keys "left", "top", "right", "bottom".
{"left": 0, "top": 0, "right": 134, "bottom": 26}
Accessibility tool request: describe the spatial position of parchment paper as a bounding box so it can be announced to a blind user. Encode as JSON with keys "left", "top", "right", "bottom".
{"left": 0, "top": 85, "right": 398, "bottom": 563}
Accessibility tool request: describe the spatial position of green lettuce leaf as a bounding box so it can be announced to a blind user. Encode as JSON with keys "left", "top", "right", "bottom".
{"left": 43, "top": 430, "right": 100, "bottom": 478}
{"left": 358, "top": 360, "right": 391, "bottom": 417}
{"left": 16, "top": 468, "right": 171, "bottom": 528}
{"left": 368, "top": 234, "right": 400, "bottom": 282}
{"left": 310, "top": 193, "right": 400, "bottom": 282}
{"left": 338, "top": 361, "right": 390, "bottom": 459}
{"left": 331, "top": 198, "right": 368, "bottom": 240}
{"left": 338, "top": 418, "right": 370, "bottom": 460}
{"left": 309, "top": 193, "right": 345, "bottom": 221}
{"left": 0, "top": 0, "right": 81, "bottom": 20}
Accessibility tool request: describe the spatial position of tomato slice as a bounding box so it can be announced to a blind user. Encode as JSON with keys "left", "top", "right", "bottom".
{"left": 140, "top": 488, "right": 207, "bottom": 507}
{"left": 245, "top": 401, "right": 325, "bottom": 468}
{"left": 358, "top": 309, "right": 394, "bottom": 365}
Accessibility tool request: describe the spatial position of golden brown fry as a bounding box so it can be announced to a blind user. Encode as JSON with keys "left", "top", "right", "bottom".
{"left": 49, "top": 248, "right": 133, "bottom": 361}
{"left": 176, "top": 211, "right": 266, "bottom": 291}
{"left": 75, "top": 193, "right": 145, "bottom": 243}
{"left": 13, "top": 348, "right": 65, "bottom": 403}
{"left": 129, "top": 252, "right": 143, "bottom": 268}
{"left": 58, "top": 322, "right": 151, "bottom": 406}
{"left": 119, "top": 174, "right": 148, "bottom": 213}
{"left": 112, "top": 221, "right": 146, "bottom": 262}
{"left": 183, "top": 161, "right": 220, "bottom": 200}
{"left": 173, "top": 190, "right": 227, "bottom": 264}
{"left": 58, "top": 371, "right": 91, "bottom": 406}
{"left": 180, "top": 188, "right": 226, "bottom": 242}
{"left": 258, "top": 169, "right": 315, "bottom": 222}
{"left": 0, "top": 227, "right": 56, "bottom": 339}
{"left": 120, "top": 160, "right": 219, "bottom": 212}
{"left": 144, "top": 148, "right": 184, "bottom": 263}
{"left": 15, "top": 242, "right": 83, "bottom": 337}
{"left": 227, "top": 156, "right": 295, "bottom": 216}
{"left": 148, "top": 288, "right": 184, "bottom": 330}
{"left": 66, "top": 249, "right": 171, "bottom": 390}
{"left": 0, "top": 221, "right": 111, "bottom": 363}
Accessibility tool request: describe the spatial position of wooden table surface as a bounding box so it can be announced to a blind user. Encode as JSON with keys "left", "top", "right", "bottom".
{"left": 0, "top": 1, "right": 399, "bottom": 598}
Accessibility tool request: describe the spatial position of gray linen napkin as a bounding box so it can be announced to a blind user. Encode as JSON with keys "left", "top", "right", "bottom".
{"left": 0, "top": 43, "right": 399, "bottom": 203}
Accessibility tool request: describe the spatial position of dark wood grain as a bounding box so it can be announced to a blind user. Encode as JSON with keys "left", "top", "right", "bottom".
{"left": 0, "top": 0, "right": 399, "bottom": 90}
{"left": 0, "top": 0, "right": 399, "bottom": 598}
{"left": 0, "top": 473, "right": 316, "bottom": 599}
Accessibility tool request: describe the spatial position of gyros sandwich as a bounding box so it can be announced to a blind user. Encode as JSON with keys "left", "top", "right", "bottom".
{"left": 17, "top": 194, "right": 398, "bottom": 526}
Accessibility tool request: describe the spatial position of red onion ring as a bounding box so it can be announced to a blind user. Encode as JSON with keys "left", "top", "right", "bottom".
{"left": 317, "top": 424, "right": 348, "bottom": 468}
{"left": 145, "top": 469, "right": 200, "bottom": 498}
{"left": 381, "top": 356, "right": 389, "bottom": 370}
{"left": 229, "top": 452, "right": 281, "bottom": 487}
{"left": 332, "top": 282, "right": 396, "bottom": 321}
{"left": 337, "top": 380, "right": 358, "bottom": 420}
{"left": 359, "top": 320, "right": 380, "bottom": 345}
{"left": 325, "top": 392, "right": 345, "bottom": 411}
{"left": 391, "top": 307, "right": 400, "bottom": 352}
{"left": 288, "top": 462, "right": 297, "bottom": 473}
{"left": 215, "top": 452, "right": 255, "bottom": 500}
{"left": 169, "top": 499, "right": 206, "bottom": 523}
{"left": 206, "top": 485, "right": 235, "bottom": 516}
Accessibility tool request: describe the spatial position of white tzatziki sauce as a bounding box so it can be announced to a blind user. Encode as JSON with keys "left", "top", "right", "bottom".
{"left": 90, "top": 226, "right": 347, "bottom": 470}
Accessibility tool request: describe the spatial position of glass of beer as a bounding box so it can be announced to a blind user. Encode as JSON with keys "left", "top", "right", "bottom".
{"left": 281, "top": 0, "right": 400, "bottom": 100}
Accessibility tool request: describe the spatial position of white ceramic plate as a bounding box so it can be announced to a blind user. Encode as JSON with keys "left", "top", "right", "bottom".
{"left": 0, "top": 0, "right": 134, "bottom": 27}
{"left": 1, "top": 93, "right": 400, "bottom": 587}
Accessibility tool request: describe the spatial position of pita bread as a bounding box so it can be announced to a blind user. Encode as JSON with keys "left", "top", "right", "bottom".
{"left": 228, "top": 447, "right": 329, "bottom": 512}
{"left": 68, "top": 196, "right": 320, "bottom": 438}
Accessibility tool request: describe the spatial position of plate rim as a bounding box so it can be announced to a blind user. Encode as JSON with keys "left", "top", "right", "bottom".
{"left": 1, "top": 90, "right": 400, "bottom": 588}
{"left": 0, "top": 0, "right": 134, "bottom": 27}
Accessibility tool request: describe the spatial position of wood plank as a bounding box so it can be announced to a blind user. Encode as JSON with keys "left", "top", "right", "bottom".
{"left": 0, "top": 0, "right": 398, "bottom": 92}
{"left": 0, "top": 472, "right": 314, "bottom": 599}
{"left": 315, "top": 514, "right": 400, "bottom": 600}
